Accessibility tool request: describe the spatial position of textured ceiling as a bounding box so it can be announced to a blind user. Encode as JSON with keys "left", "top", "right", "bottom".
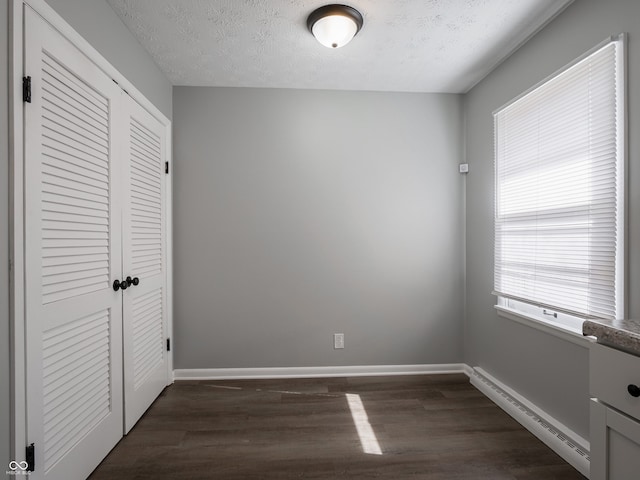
{"left": 106, "top": 0, "right": 573, "bottom": 93}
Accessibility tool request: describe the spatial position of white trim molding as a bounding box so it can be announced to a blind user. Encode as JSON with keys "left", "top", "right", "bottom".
{"left": 174, "top": 363, "right": 470, "bottom": 381}
{"left": 495, "top": 305, "right": 595, "bottom": 348}
{"left": 470, "top": 367, "right": 590, "bottom": 478}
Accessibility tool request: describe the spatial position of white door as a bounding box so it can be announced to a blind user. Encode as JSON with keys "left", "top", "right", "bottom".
{"left": 121, "top": 95, "right": 170, "bottom": 433}
{"left": 24, "top": 7, "right": 124, "bottom": 479}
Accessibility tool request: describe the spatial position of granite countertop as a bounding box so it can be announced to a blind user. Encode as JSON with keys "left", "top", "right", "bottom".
{"left": 583, "top": 318, "right": 640, "bottom": 355}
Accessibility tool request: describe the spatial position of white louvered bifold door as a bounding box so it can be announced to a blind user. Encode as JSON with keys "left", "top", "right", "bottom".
{"left": 121, "top": 95, "right": 169, "bottom": 433}
{"left": 24, "top": 7, "right": 124, "bottom": 479}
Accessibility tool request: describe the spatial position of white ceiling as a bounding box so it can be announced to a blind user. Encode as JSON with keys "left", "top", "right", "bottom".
{"left": 106, "top": 0, "right": 573, "bottom": 93}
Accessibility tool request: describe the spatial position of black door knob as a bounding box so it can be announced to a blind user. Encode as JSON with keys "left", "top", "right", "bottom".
{"left": 132, "top": 277, "right": 139, "bottom": 286}
{"left": 628, "top": 384, "right": 640, "bottom": 398}
{"left": 113, "top": 279, "right": 128, "bottom": 291}
{"left": 126, "top": 276, "right": 140, "bottom": 287}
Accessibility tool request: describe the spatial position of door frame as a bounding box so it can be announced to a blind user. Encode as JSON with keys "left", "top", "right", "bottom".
{"left": 9, "top": 0, "right": 173, "bottom": 466}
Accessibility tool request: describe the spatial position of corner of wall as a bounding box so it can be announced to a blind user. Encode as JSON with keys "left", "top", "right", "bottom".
{"left": 461, "top": 94, "right": 470, "bottom": 366}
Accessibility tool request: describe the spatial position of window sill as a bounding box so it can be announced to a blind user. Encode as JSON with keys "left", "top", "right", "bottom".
{"left": 495, "top": 305, "right": 595, "bottom": 348}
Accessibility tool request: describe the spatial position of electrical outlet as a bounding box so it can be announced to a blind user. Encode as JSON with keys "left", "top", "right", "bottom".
{"left": 334, "top": 333, "right": 344, "bottom": 349}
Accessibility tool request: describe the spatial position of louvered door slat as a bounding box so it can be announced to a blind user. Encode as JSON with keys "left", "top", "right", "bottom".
{"left": 43, "top": 220, "right": 108, "bottom": 233}
{"left": 44, "top": 212, "right": 109, "bottom": 229}
{"left": 41, "top": 55, "right": 109, "bottom": 119}
{"left": 131, "top": 159, "right": 160, "bottom": 179}
{"left": 43, "top": 246, "right": 108, "bottom": 258}
{"left": 40, "top": 88, "right": 108, "bottom": 141}
{"left": 43, "top": 266, "right": 109, "bottom": 286}
{"left": 44, "top": 229, "right": 109, "bottom": 239}
{"left": 41, "top": 54, "right": 109, "bottom": 112}
{"left": 131, "top": 206, "right": 161, "bottom": 218}
{"left": 42, "top": 115, "right": 108, "bottom": 154}
{"left": 43, "top": 252, "right": 108, "bottom": 266}
{"left": 42, "top": 158, "right": 108, "bottom": 188}
{"left": 42, "top": 102, "right": 109, "bottom": 149}
{"left": 131, "top": 127, "right": 161, "bottom": 154}
{"left": 42, "top": 54, "right": 109, "bottom": 109}
{"left": 132, "top": 204, "right": 161, "bottom": 215}
{"left": 130, "top": 159, "right": 161, "bottom": 182}
{"left": 43, "top": 338, "right": 109, "bottom": 386}
{"left": 44, "top": 347, "right": 110, "bottom": 401}
{"left": 130, "top": 147, "right": 161, "bottom": 171}
{"left": 42, "top": 170, "right": 108, "bottom": 200}
{"left": 131, "top": 164, "right": 161, "bottom": 185}
{"left": 44, "top": 362, "right": 109, "bottom": 421}
{"left": 131, "top": 177, "right": 161, "bottom": 195}
{"left": 133, "top": 309, "right": 162, "bottom": 338}
{"left": 42, "top": 128, "right": 108, "bottom": 163}
{"left": 42, "top": 186, "right": 108, "bottom": 210}
{"left": 44, "top": 343, "right": 109, "bottom": 406}
{"left": 41, "top": 87, "right": 108, "bottom": 143}
{"left": 130, "top": 153, "right": 160, "bottom": 177}
{"left": 42, "top": 198, "right": 108, "bottom": 217}
{"left": 130, "top": 132, "right": 160, "bottom": 155}
{"left": 131, "top": 211, "right": 161, "bottom": 223}
{"left": 131, "top": 197, "right": 161, "bottom": 212}
{"left": 130, "top": 155, "right": 161, "bottom": 177}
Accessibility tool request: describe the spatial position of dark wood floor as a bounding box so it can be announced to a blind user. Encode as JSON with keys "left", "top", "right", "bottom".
{"left": 89, "top": 374, "right": 586, "bottom": 479}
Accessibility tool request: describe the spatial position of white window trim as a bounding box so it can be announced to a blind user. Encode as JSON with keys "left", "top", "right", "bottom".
{"left": 496, "top": 305, "right": 595, "bottom": 348}
{"left": 493, "top": 34, "right": 627, "bottom": 335}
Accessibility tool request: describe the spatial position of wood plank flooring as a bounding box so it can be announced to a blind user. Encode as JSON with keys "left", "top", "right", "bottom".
{"left": 88, "top": 374, "right": 586, "bottom": 479}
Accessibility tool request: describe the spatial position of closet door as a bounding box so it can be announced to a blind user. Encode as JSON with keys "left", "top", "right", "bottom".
{"left": 24, "top": 7, "right": 124, "bottom": 479}
{"left": 121, "top": 95, "right": 170, "bottom": 433}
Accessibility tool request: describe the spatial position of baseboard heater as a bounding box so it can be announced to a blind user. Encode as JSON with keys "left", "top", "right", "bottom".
{"left": 470, "top": 367, "right": 590, "bottom": 478}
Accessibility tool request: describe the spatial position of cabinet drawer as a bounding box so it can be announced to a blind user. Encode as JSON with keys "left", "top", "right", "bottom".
{"left": 590, "top": 343, "right": 640, "bottom": 419}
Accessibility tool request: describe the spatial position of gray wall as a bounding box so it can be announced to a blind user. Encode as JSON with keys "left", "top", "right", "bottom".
{"left": 464, "top": 0, "right": 640, "bottom": 441}
{"left": 1, "top": 0, "right": 9, "bottom": 472}
{"left": 0, "top": 0, "right": 171, "bottom": 468}
{"left": 44, "top": 0, "right": 172, "bottom": 119}
{"left": 173, "top": 87, "right": 465, "bottom": 369}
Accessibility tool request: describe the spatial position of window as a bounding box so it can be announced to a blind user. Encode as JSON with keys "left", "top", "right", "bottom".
{"left": 494, "top": 36, "right": 625, "bottom": 329}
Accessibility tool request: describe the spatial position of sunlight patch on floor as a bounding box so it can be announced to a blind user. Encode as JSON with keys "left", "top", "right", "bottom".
{"left": 346, "top": 393, "right": 383, "bottom": 455}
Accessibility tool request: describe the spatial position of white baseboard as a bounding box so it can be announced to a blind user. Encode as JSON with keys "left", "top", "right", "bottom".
{"left": 470, "top": 367, "right": 590, "bottom": 478}
{"left": 174, "top": 363, "right": 470, "bottom": 380}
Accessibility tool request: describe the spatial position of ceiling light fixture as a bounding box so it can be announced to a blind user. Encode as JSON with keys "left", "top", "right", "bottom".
{"left": 307, "top": 4, "right": 363, "bottom": 49}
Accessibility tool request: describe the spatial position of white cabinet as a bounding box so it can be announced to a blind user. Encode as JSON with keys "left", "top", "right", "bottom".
{"left": 590, "top": 344, "right": 640, "bottom": 480}
{"left": 590, "top": 399, "right": 640, "bottom": 480}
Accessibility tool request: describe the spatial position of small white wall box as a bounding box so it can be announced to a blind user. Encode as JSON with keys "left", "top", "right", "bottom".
{"left": 459, "top": 163, "right": 469, "bottom": 173}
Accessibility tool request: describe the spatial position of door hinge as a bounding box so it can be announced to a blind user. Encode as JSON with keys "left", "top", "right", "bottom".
{"left": 23, "top": 76, "right": 32, "bottom": 103}
{"left": 26, "top": 443, "right": 35, "bottom": 472}
{"left": 166, "top": 338, "right": 171, "bottom": 352}
{"left": 165, "top": 161, "right": 169, "bottom": 174}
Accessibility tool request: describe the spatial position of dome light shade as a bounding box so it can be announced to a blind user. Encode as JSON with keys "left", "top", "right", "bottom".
{"left": 307, "top": 5, "right": 363, "bottom": 49}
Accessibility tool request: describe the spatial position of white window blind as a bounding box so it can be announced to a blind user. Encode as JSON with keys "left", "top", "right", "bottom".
{"left": 494, "top": 37, "right": 624, "bottom": 321}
